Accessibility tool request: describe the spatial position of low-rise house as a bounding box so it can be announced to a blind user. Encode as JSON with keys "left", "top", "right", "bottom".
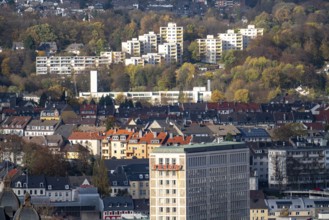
{"left": 36, "top": 42, "right": 57, "bottom": 56}
{"left": 79, "top": 104, "right": 97, "bottom": 118}
{"left": 0, "top": 116, "right": 32, "bottom": 136}
{"left": 22, "top": 135, "right": 64, "bottom": 154}
{"left": 40, "top": 108, "right": 61, "bottom": 121}
{"left": 12, "top": 42, "right": 24, "bottom": 50}
{"left": 68, "top": 131, "right": 103, "bottom": 156}
{"left": 238, "top": 127, "right": 271, "bottom": 142}
{"left": 24, "top": 119, "right": 61, "bottom": 136}
{"left": 108, "top": 168, "right": 129, "bottom": 197}
{"left": 64, "top": 43, "right": 84, "bottom": 55}
{"left": 102, "top": 196, "right": 134, "bottom": 219}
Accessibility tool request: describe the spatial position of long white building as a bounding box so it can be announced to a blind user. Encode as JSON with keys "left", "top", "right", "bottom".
{"left": 149, "top": 142, "right": 250, "bottom": 220}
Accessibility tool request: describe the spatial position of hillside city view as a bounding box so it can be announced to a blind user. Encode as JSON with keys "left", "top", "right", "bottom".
{"left": 1, "top": 0, "right": 329, "bottom": 219}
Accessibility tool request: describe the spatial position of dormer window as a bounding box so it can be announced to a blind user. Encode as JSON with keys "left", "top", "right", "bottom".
{"left": 139, "top": 174, "right": 143, "bottom": 180}
{"left": 23, "top": 183, "right": 27, "bottom": 188}
{"left": 120, "top": 136, "right": 126, "bottom": 141}
{"left": 16, "top": 182, "right": 22, "bottom": 188}
{"left": 145, "top": 174, "right": 149, "bottom": 179}
{"left": 40, "top": 183, "right": 44, "bottom": 188}
{"left": 112, "top": 136, "right": 119, "bottom": 140}
{"left": 112, "top": 181, "right": 117, "bottom": 186}
{"left": 48, "top": 185, "right": 52, "bottom": 190}
{"left": 151, "top": 140, "right": 159, "bottom": 144}
{"left": 124, "top": 203, "right": 128, "bottom": 207}
{"left": 65, "top": 185, "right": 69, "bottom": 190}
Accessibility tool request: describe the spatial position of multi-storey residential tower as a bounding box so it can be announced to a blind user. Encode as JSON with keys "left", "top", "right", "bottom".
{"left": 239, "top": 25, "right": 263, "bottom": 49}
{"left": 159, "top": 23, "right": 184, "bottom": 63}
{"left": 218, "top": 29, "right": 243, "bottom": 51}
{"left": 197, "top": 35, "right": 222, "bottom": 64}
{"left": 122, "top": 38, "right": 142, "bottom": 57}
{"left": 149, "top": 142, "right": 250, "bottom": 220}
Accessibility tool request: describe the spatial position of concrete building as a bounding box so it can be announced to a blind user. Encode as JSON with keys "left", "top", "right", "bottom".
{"left": 239, "top": 25, "right": 263, "bottom": 49}
{"left": 139, "top": 31, "right": 159, "bottom": 54}
{"left": 158, "top": 43, "right": 181, "bottom": 64}
{"left": 149, "top": 142, "right": 250, "bottom": 220}
{"left": 125, "top": 57, "right": 145, "bottom": 66}
{"left": 122, "top": 38, "right": 142, "bottom": 57}
{"left": 218, "top": 29, "right": 243, "bottom": 51}
{"left": 159, "top": 23, "right": 183, "bottom": 63}
{"left": 197, "top": 35, "right": 222, "bottom": 64}
{"left": 90, "top": 70, "right": 97, "bottom": 93}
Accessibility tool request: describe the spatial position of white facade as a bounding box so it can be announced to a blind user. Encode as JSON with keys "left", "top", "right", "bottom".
{"left": 122, "top": 38, "right": 142, "bottom": 57}
{"left": 142, "top": 53, "right": 162, "bottom": 65}
{"left": 139, "top": 31, "right": 159, "bottom": 54}
{"left": 69, "top": 138, "right": 101, "bottom": 156}
{"left": 218, "top": 29, "right": 243, "bottom": 51}
{"left": 160, "top": 23, "right": 183, "bottom": 63}
{"left": 125, "top": 57, "right": 145, "bottom": 66}
{"left": 90, "top": 70, "right": 98, "bottom": 93}
{"left": 149, "top": 142, "right": 250, "bottom": 220}
{"left": 158, "top": 43, "right": 180, "bottom": 64}
{"left": 197, "top": 35, "right": 222, "bottom": 64}
{"left": 79, "top": 87, "right": 212, "bottom": 104}
{"left": 239, "top": 25, "right": 264, "bottom": 49}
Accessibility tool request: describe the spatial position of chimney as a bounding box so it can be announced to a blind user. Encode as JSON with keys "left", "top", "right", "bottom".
{"left": 153, "top": 131, "right": 157, "bottom": 138}
{"left": 139, "top": 130, "right": 143, "bottom": 138}
{"left": 207, "top": 79, "right": 211, "bottom": 92}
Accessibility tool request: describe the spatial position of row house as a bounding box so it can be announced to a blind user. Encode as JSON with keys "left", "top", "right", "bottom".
{"left": 24, "top": 119, "right": 61, "bottom": 136}
{"left": 40, "top": 108, "right": 61, "bottom": 120}
{"left": 68, "top": 131, "right": 103, "bottom": 156}
{"left": 11, "top": 174, "right": 72, "bottom": 202}
{"left": 22, "top": 134, "right": 64, "bottom": 154}
{"left": 0, "top": 116, "right": 32, "bottom": 136}
{"left": 79, "top": 104, "right": 97, "bottom": 118}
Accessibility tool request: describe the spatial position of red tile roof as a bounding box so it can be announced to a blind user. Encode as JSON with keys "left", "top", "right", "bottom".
{"left": 166, "top": 135, "right": 192, "bottom": 145}
{"left": 68, "top": 131, "right": 103, "bottom": 140}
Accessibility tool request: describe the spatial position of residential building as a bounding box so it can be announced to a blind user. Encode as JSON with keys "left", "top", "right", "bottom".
{"left": 68, "top": 131, "right": 103, "bottom": 156}
{"left": 149, "top": 142, "right": 250, "bottom": 220}
{"left": 268, "top": 147, "right": 329, "bottom": 189}
{"left": 63, "top": 143, "right": 90, "bottom": 159}
{"left": 125, "top": 57, "right": 145, "bottom": 66}
{"left": 142, "top": 53, "right": 162, "bottom": 65}
{"left": 122, "top": 38, "right": 142, "bottom": 57}
{"left": 197, "top": 35, "right": 222, "bottom": 64}
{"left": 36, "top": 42, "right": 58, "bottom": 56}
{"left": 22, "top": 135, "right": 64, "bottom": 154}
{"left": 79, "top": 104, "right": 97, "bottom": 118}
{"left": 40, "top": 108, "right": 61, "bottom": 120}
{"left": 109, "top": 129, "right": 134, "bottom": 159}
{"left": 124, "top": 163, "right": 150, "bottom": 199}
{"left": 139, "top": 31, "right": 159, "bottom": 54}
{"left": 218, "top": 29, "right": 243, "bottom": 51}
{"left": 24, "top": 119, "right": 61, "bottom": 136}
{"left": 158, "top": 42, "right": 180, "bottom": 64}
{"left": 250, "top": 190, "right": 268, "bottom": 220}
{"left": 102, "top": 196, "right": 135, "bottom": 219}
{"left": 159, "top": 23, "right": 183, "bottom": 63}
{"left": 64, "top": 43, "right": 84, "bottom": 55}
{"left": 238, "top": 127, "right": 271, "bottom": 142}
{"left": 0, "top": 116, "right": 32, "bottom": 136}
{"left": 239, "top": 25, "right": 263, "bottom": 49}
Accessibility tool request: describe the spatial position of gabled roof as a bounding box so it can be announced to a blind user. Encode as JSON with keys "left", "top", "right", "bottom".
{"left": 102, "top": 196, "right": 134, "bottom": 211}
{"left": 46, "top": 176, "right": 70, "bottom": 190}
{"left": 104, "top": 159, "right": 149, "bottom": 172}
{"left": 250, "top": 190, "right": 267, "bottom": 209}
{"left": 166, "top": 135, "right": 192, "bottom": 145}
{"left": 68, "top": 131, "right": 103, "bottom": 140}
{"left": 0, "top": 116, "right": 32, "bottom": 128}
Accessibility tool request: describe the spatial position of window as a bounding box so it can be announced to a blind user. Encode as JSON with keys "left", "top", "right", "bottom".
{"left": 173, "top": 207, "right": 176, "bottom": 212}
{"left": 17, "top": 190, "right": 20, "bottom": 195}
{"left": 48, "top": 185, "right": 52, "bottom": 190}
{"left": 160, "top": 207, "right": 163, "bottom": 212}
{"left": 173, "top": 189, "right": 176, "bottom": 194}
{"left": 166, "top": 208, "right": 170, "bottom": 213}
{"left": 172, "top": 158, "right": 176, "bottom": 164}
{"left": 173, "top": 198, "right": 176, "bottom": 203}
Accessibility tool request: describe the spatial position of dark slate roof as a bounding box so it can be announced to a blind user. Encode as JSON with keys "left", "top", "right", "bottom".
{"left": 104, "top": 159, "right": 149, "bottom": 171}
{"left": 108, "top": 172, "right": 129, "bottom": 187}
{"left": 238, "top": 127, "right": 270, "bottom": 138}
{"left": 133, "top": 199, "right": 149, "bottom": 213}
{"left": 190, "top": 136, "right": 216, "bottom": 144}
{"left": 46, "top": 176, "right": 70, "bottom": 190}
{"left": 11, "top": 175, "right": 46, "bottom": 189}
{"left": 292, "top": 111, "right": 314, "bottom": 122}
{"left": 261, "top": 103, "right": 292, "bottom": 112}
{"left": 102, "top": 196, "right": 134, "bottom": 211}
{"left": 273, "top": 112, "right": 294, "bottom": 122}
{"left": 127, "top": 173, "right": 149, "bottom": 182}
{"left": 123, "top": 164, "right": 149, "bottom": 175}
{"left": 250, "top": 190, "right": 267, "bottom": 209}
{"left": 54, "top": 124, "right": 76, "bottom": 139}
{"left": 0, "top": 207, "right": 11, "bottom": 220}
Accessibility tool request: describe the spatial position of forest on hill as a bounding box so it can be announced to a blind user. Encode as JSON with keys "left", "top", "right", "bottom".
{"left": 0, "top": 0, "right": 329, "bottom": 103}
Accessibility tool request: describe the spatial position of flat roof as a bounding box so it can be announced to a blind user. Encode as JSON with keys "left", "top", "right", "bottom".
{"left": 152, "top": 141, "right": 246, "bottom": 154}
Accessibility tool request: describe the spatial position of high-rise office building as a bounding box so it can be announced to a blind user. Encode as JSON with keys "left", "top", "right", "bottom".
{"left": 149, "top": 142, "right": 250, "bottom": 220}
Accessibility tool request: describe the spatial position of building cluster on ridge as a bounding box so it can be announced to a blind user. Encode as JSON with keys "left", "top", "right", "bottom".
{"left": 35, "top": 23, "right": 263, "bottom": 74}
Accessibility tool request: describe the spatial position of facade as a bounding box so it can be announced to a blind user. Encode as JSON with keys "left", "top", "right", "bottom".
{"left": 0, "top": 116, "right": 32, "bottom": 136}
{"left": 139, "top": 32, "right": 159, "bottom": 54}
{"left": 218, "top": 29, "right": 243, "bottom": 51}
{"left": 159, "top": 23, "right": 183, "bottom": 63}
{"left": 149, "top": 142, "right": 250, "bottom": 220}
{"left": 24, "top": 119, "right": 61, "bottom": 136}
{"left": 122, "top": 38, "right": 142, "bottom": 57}
{"left": 40, "top": 109, "right": 60, "bottom": 120}
{"left": 250, "top": 190, "right": 268, "bottom": 220}
{"left": 125, "top": 57, "right": 145, "bottom": 66}
{"left": 239, "top": 25, "right": 263, "bottom": 49}
{"left": 268, "top": 147, "right": 329, "bottom": 188}
{"left": 68, "top": 131, "right": 103, "bottom": 156}
{"left": 197, "top": 35, "right": 222, "bottom": 64}
{"left": 158, "top": 43, "right": 180, "bottom": 64}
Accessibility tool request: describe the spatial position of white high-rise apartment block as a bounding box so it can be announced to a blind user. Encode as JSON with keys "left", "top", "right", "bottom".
{"left": 239, "top": 25, "right": 264, "bottom": 49}
{"left": 160, "top": 23, "right": 184, "bottom": 63}
{"left": 218, "top": 29, "right": 243, "bottom": 51}
{"left": 197, "top": 35, "right": 222, "bottom": 64}
{"left": 142, "top": 53, "right": 162, "bottom": 65}
{"left": 149, "top": 142, "right": 250, "bottom": 220}
{"left": 122, "top": 38, "right": 142, "bottom": 57}
{"left": 138, "top": 31, "right": 159, "bottom": 54}
{"left": 158, "top": 43, "right": 180, "bottom": 64}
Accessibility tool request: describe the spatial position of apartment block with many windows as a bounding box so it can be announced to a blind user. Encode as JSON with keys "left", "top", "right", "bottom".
{"left": 149, "top": 142, "right": 250, "bottom": 220}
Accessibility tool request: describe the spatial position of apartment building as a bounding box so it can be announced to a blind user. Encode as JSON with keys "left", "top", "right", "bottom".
{"left": 158, "top": 43, "right": 180, "bottom": 64}
{"left": 125, "top": 57, "right": 145, "bottom": 66}
{"left": 122, "top": 38, "right": 142, "bottom": 57}
{"left": 239, "top": 25, "right": 263, "bottom": 49}
{"left": 68, "top": 131, "right": 103, "bottom": 156}
{"left": 218, "top": 29, "right": 243, "bottom": 51}
{"left": 138, "top": 31, "right": 159, "bottom": 54}
{"left": 0, "top": 116, "right": 32, "bottom": 136}
{"left": 149, "top": 142, "right": 250, "bottom": 220}
{"left": 197, "top": 35, "right": 222, "bottom": 64}
{"left": 268, "top": 147, "right": 329, "bottom": 188}
{"left": 24, "top": 119, "right": 61, "bottom": 136}
{"left": 159, "top": 23, "right": 183, "bottom": 63}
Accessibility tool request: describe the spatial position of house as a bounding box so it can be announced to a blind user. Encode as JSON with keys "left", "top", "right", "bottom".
{"left": 238, "top": 127, "right": 271, "bottom": 142}
{"left": 62, "top": 143, "right": 90, "bottom": 160}
{"left": 250, "top": 190, "right": 268, "bottom": 220}
{"left": 102, "top": 196, "right": 134, "bottom": 219}
{"left": 108, "top": 167, "right": 129, "bottom": 197}
{"left": 68, "top": 131, "right": 103, "bottom": 156}
{"left": 0, "top": 93, "right": 17, "bottom": 110}
{"left": 107, "top": 129, "right": 134, "bottom": 159}
{"left": 12, "top": 42, "right": 24, "bottom": 50}
{"left": 0, "top": 116, "right": 32, "bottom": 136}
{"left": 64, "top": 43, "right": 84, "bottom": 55}
{"left": 124, "top": 164, "right": 149, "bottom": 199}
{"left": 22, "top": 135, "right": 64, "bottom": 154}
{"left": 24, "top": 119, "right": 61, "bottom": 136}
{"left": 79, "top": 104, "right": 97, "bottom": 118}
{"left": 40, "top": 108, "right": 61, "bottom": 120}
{"left": 206, "top": 124, "right": 241, "bottom": 141}
{"left": 36, "top": 42, "right": 57, "bottom": 56}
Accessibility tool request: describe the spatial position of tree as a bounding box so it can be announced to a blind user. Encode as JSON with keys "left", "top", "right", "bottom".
{"left": 270, "top": 153, "right": 286, "bottom": 190}
{"left": 105, "top": 116, "right": 116, "bottom": 130}
{"left": 92, "top": 158, "right": 109, "bottom": 197}
{"left": 187, "top": 41, "right": 200, "bottom": 62}
{"left": 211, "top": 89, "right": 225, "bottom": 102}
{"left": 234, "top": 89, "right": 249, "bottom": 103}
{"left": 272, "top": 123, "right": 306, "bottom": 141}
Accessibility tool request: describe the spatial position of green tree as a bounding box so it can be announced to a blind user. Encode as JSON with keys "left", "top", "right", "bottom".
{"left": 92, "top": 158, "right": 109, "bottom": 197}
{"left": 211, "top": 89, "right": 225, "bottom": 102}
{"left": 187, "top": 41, "right": 200, "bottom": 62}
{"left": 234, "top": 89, "right": 249, "bottom": 103}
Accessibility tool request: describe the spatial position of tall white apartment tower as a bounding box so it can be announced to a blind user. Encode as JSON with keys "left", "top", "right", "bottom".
{"left": 90, "top": 70, "right": 98, "bottom": 93}
{"left": 160, "top": 23, "right": 184, "bottom": 63}
{"left": 149, "top": 142, "right": 250, "bottom": 220}
{"left": 138, "top": 31, "right": 160, "bottom": 54}
{"left": 218, "top": 29, "right": 243, "bottom": 51}
{"left": 197, "top": 35, "right": 222, "bottom": 64}
{"left": 239, "top": 25, "right": 264, "bottom": 49}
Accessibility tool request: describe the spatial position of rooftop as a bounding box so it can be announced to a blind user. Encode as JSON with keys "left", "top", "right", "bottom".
{"left": 152, "top": 141, "right": 246, "bottom": 153}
